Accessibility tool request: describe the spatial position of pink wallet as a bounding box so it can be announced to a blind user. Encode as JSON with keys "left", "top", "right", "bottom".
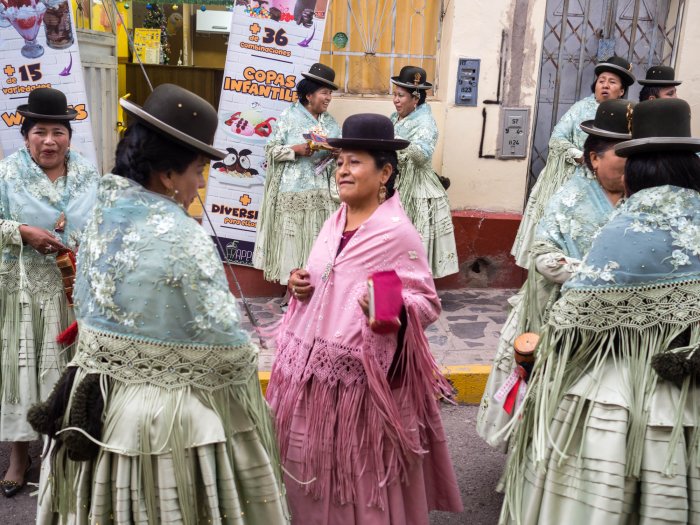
{"left": 367, "top": 270, "right": 403, "bottom": 333}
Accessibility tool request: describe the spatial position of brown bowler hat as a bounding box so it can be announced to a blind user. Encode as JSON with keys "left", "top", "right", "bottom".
{"left": 120, "top": 84, "right": 225, "bottom": 160}
{"left": 580, "top": 99, "right": 636, "bottom": 140}
{"left": 301, "top": 63, "right": 338, "bottom": 90}
{"left": 614, "top": 98, "right": 700, "bottom": 156}
{"left": 638, "top": 65, "right": 682, "bottom": 86}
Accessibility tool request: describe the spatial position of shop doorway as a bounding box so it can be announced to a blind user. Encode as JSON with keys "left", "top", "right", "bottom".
{"left": 527, "top": 0, "right": 686, "bottom": 195}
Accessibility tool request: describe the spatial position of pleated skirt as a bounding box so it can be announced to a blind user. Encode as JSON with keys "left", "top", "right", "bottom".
{"left": 501, "top": 360, "right": 700, "bottom": 524}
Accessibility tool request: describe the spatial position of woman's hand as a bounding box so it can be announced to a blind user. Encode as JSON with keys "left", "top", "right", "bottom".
{"left": 19, "top": 225, "right": 66, "bottom": 255}
{"left": 358, "top": 293, "right": 370, "bottom": 318}
{"left": 289, "top": 269, "right": 314, "bottom": 301}
{"left": 291, "top": 143, "right": 312, "bottom": 157}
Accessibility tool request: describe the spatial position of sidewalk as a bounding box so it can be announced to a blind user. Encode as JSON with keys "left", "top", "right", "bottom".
{"left": 240, "top": 288, "right": 515, "bottom": 403}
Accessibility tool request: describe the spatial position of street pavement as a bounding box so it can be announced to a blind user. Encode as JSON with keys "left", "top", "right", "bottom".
{"left": 0, "top": 289, "right": 514, "bottom": 523}
{"left": 245, "top": 288, "right": 515, "bottom": 371}
{"left": 0, "top": 405, "right": 507, "bottom": 525}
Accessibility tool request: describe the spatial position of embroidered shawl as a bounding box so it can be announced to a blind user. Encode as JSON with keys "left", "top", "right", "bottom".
{"left": 253, "top": 102, "right": 341, "bottom": 281}
{"left": 501, "top": 185, "right": 700, "bottom": 519}
{"left": 0, "top": 147, "right": 99, "bottom": 400}
{"left": 266, "top": 193, "right": 452, "bottom": 507}
{"left": 511, "top": 95, "right": 599, "bottom": 268}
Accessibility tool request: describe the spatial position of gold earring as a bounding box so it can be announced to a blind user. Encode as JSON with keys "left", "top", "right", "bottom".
{"left": 378, "top": 185, "right": 387, "bottom": 204}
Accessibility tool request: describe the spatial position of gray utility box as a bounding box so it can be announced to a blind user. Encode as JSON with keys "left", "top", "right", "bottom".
{"left": 498, "top": 107, "right": 530, "bottom": 159}
{"left": 455, "top": 58, "right": 479, "bottom": 106}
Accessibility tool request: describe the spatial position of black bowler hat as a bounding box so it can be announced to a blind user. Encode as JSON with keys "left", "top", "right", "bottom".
{"left": 595, "top": 56, "right": 636, "bottom": 87}
{"left": 120, "top": 84, "right": 225, "bottom": 160}
{"left": 301, "top": 63, "right": 338, "bottom": 90}
{"left": 638, "top": 65, "right": 682, "bottom": 86}
{"left": 327, "top": 113, "right": 409, "bottom": 151}
{"left": 580, "top": 99, "right": 635, "bottom": 139}
{"left": 16, "top": 88, "right": 78, "bottom": 120}
{"left": 390, "top": 66, "right": 433, "bottom": 93}
{"left": 614, "top": 98, "right": 700, "bottom": 156}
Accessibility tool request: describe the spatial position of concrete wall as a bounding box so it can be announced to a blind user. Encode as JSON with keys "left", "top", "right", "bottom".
{"left": 674, "top": 1, "right": 700, "bottom": 136}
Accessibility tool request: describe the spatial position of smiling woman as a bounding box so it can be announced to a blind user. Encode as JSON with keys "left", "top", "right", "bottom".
{"left": 268, "top": 114, "right": 463, "bottom": 525}
{"left": 0, "top": 88, "right": 100, "bottom": 498}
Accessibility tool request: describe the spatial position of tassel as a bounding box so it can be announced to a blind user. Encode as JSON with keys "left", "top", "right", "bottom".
{"left": 56, "top": 321, "right": 78, "bottom": 346}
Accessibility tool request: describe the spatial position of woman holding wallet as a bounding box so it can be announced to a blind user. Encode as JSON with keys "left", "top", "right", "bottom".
{"left": 0, "top": 88, "right": 99, "bottom": 497}
{"left": 267, "top": 113, "right": 463, "bottom": 524}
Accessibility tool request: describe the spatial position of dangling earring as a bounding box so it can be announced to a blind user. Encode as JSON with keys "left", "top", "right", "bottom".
{"left": 378, "top": 184, "right": 387, "bottom": 204}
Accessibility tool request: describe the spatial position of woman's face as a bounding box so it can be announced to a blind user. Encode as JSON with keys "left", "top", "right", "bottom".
{"left": 306, "top": 87, "right": 333, "bottom": 116}
{"left": 594, "top": 72, "right": 625, "bottom": 102}
{"left": 392, "top": 85, "right": 419, "bottom": 118}
{"left": 335, "top": 150, "right": 391, "bottom": 208}
{"left": 168, "top": 155, "right": 208, "bottom": 209}
{"left": 24, "top": 121, "right": 71, "bottom": 172}
{"left": 590, "top": 147, "right": 626, "bottom": 195}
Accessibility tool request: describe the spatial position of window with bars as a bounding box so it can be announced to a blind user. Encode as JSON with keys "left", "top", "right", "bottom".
{"left": 319, "top": 0, "right": 442, "bottom": 94}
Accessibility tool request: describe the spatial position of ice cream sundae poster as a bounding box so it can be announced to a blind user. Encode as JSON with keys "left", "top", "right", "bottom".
{"left": 202, "top": 0, "right": 330, "bottom": 266}
{"left": 0, "top": 0, "right": 96, "bottom": 164}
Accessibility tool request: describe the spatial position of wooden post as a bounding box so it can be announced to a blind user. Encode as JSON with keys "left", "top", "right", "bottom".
{"left": 182, "top": 3, "right": 193, "bottom": 66}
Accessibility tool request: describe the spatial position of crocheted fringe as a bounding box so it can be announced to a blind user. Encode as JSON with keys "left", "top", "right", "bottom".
{"left": 267, "top": 301, "right": 453, "bottom": 510}
{"left": 499, "top": 321, "right": 698, "bottom": 523}
{"left": 44, "top": 367, "right": 288, "bottom": 523}
{"left": 253, "top": 156, "right": 336, "bottom": 284}
{"left": 0, "top": 289, "right": 70, "bottom": 403}
{"left": 511, "top": 140, "right": 578, "bottom": 269}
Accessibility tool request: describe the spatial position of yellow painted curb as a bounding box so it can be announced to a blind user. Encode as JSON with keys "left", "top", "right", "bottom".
{"left": 258, "top": 366, "right": 491, "bottom": 404}
{"left": 259, "top": 370, "right": 271, "bottom": 396}
{"left": 442, "top": 365, "right": 491, "bottom": 404}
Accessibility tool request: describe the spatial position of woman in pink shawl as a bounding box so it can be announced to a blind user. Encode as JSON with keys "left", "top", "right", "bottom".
{"left": 266, "top": 113, "right": 463, "bottom": 524}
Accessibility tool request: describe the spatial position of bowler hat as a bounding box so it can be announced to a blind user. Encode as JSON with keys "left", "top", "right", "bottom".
{"left": 390, "top": 66, "right": 433, "bottom": 92}
{"left": 580, "top": 99, "right": 635, "bottom": 139}
{"left": 595, "top": 56, "right": 636, "bottom": 87}
{"left": 638, "top": 65, "right": 682, "bottom": 86}
{"left": 326, "top": 114, "right": 409, "bottom": 151}
{"left": 120, "top": 84, "right": 225, "bottom": 160}
{"left": 16, "top": 88, "right": 78, "bottom": 120}
{"left": 614, "top": 98, "right": 700, "bottom": 156}
{"left": 301, "top": 63, "right": 338, "bottom": 90}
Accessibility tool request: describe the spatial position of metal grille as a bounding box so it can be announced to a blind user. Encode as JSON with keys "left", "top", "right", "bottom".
{"left": 527, "top": 0, "right": 686, "bottom": 194}
{"left": 319, "top": 0, "right": 442, "bottom": 94}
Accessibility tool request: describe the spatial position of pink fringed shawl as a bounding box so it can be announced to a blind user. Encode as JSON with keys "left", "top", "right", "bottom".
{"left": 266, "top": 194, "right": 454, "bottom": 509}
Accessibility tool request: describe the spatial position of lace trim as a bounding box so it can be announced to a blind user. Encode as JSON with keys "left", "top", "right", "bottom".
{"left": 0, "top": 259, "right": 63, "bottom": 296}
{"left": 550, "top": 281, "right": 700, "bottom": 332}
{"left": 276, "top": 189, "right": 335, "bottom": 212}
{"left": 71, "top": 325, "right": 259, "bottom": 391}
{"left": 274, "top": 330, "right": 395, "bottom": 387}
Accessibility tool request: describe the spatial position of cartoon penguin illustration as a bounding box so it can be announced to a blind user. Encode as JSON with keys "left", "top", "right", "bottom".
{"left": 212, "top": 148, "right": 259, "bottom": 178}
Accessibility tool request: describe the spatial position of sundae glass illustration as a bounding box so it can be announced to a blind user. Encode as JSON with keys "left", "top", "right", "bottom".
{"left": 3, "top": 0, "right": 47, "bottom": 59}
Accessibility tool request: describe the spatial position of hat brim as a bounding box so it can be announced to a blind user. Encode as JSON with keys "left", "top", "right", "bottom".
{"left": 580, "top": 120, "right": 631, "bottom": 140}
{"left": 120, "top": 98, "right": 226, "bottom": 160}
{"left": 301, "top": 72, "right": 338, "bottom": 90}
{"left": 326, "top": 137, "right": 410, "bottom": 151}
{"left": 594, "top": 64, "right": 636, "bottom": 86}
{"left": 390, "top": 77, "right": 433, "bottom": 91}
{"left": 637, "top": 79, "right": 682, "bottom": 86}
{"left": 614, "top": 137, "right": 700, "bottom": 157}
{"left": 16, "top": 105, "right": 78, "bottom": 121}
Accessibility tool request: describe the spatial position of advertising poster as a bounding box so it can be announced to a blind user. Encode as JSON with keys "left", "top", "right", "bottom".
{"left": 202, "top": 0, "right": 330, "bottom": 265}
{"left": 0, "top": 0, "right": 96, "bottom": 164}
{"left": 134, "top": 27, "right": 161, "bottom": 65}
